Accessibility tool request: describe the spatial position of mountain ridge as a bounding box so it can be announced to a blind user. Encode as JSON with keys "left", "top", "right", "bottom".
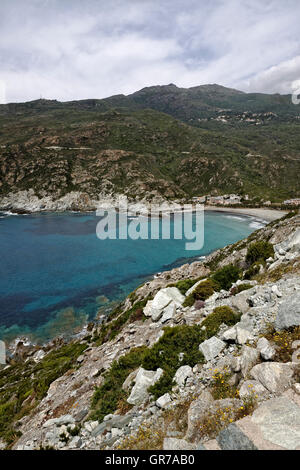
{"left": 0, "top": 83, "right": 299, "bottom": 206}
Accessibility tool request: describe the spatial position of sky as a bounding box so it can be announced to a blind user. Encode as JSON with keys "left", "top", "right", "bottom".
{"left": 1, "top": 0, "right": 300, "bottom": 103}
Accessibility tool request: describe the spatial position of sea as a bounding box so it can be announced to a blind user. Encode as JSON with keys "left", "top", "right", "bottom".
{"left": 0, "top": 210, "right": 265, "bottom": 344}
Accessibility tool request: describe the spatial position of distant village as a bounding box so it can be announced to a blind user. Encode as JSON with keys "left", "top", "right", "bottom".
{"left": 192, "top": 194, "right": 245, "bottom": 205}
{"left": 191, "top": 194, "right": 300, "bottom": 207}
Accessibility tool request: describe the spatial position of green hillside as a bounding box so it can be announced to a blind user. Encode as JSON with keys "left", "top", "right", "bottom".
{"left": 0, "top": 84, "right": 299, "bottom": 203}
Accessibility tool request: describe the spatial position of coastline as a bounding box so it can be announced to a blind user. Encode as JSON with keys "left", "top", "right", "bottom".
{"left": 204, "top": 205, "right": 288, "bottom": 222}
{"left": 2, "top": 205, "right": 290, "bottom": 352}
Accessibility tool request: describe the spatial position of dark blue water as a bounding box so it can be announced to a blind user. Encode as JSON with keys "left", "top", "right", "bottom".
{"left": 0, "top": 211, "right": 263, "bottom": 344}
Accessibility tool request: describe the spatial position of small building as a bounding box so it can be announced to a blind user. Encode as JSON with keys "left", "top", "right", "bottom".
{"left": 283, "top": 199, "right": 300, "bottom": 206}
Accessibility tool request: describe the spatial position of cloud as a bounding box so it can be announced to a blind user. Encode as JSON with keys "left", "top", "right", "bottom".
{"left": 0, "top": 0, "right": 300, "bottom": 103}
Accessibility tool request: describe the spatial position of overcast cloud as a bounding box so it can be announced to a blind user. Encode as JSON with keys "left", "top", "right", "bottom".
{"left": 1, "top": 0, "right": 300, "bottom": 103}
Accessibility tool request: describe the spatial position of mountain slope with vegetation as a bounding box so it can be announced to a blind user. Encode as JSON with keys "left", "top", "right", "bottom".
{"left": 0, "top": 84, "right": 300, "bottom": 207}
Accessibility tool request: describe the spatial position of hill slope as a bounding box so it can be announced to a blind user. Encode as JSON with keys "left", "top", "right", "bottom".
{"left": 0, "top": 84, "right": 300, "bottom": 207}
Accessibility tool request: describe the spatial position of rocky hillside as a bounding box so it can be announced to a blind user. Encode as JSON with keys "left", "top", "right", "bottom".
{"left": 1, "top": 85, "right": 300, "bottom": 210}
{"left": 1, "top": 211, "right": 300, "bottom": 451}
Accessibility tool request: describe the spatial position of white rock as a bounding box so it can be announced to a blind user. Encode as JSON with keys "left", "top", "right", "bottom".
{"left": 32, "top": 349, "right": 46, "bottom": 363}
{"left": 43, "top": 414, "right": 75, "bottom": 428}
{"left": 199, "top": 337, "right": 226, "bottom": 361}
{"left": 236, "top": 325, "right": 255, "bottom": 345}
{"left": 156, "top": 393, "right": 172, "bottom": 408}
{"left": 250, "top": 362, "right": 294, "bottom": 393}
{"left": 174, "top": 365, "right": 193, "bottom": 387}
{"left": 143, "top": 287, "right": 184, "bottom": 322}
{"left": 271, "top": 285, "right": 282, "bottom": 298}
{"left": 238, "top": 380, "right": 268, "bottom": 398}
{"left": 222, "top": 326, "right": 237, "bottom": 342}
{"left": 127, "top": 367, "right": 163, "bottom": 405}
{"left": 257, "top": 337, "right": 276, "bottom": 361}
{"left": 160, "top": 302, "right": 176, "bottom": 323}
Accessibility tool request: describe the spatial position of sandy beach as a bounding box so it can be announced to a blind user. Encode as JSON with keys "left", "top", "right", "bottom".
{"left": 204, "top": 206, "right": 288, "bottom": 222}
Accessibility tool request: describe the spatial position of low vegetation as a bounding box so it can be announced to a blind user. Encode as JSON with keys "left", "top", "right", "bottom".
{"left": 246, "top": 241, "right": 274, "bottom": 265}
{"left": 189, "top": 396, "right": 256, "bottom": 442}
{"left": 201, "top": 306, "right": 240, "bottom": 339}
{"left": 211, "top": 264, "right": 241, "bottom": 291}
{"left": 93, "top": 297, "right": 150, "bottom": 346}
{"left": 0, "top": 341, "right": 87, "bottom": 445}
{"left": 183, "top": 279, "right": 217, "bottom": 307}
{"left": 91, "top": 305, "right": 241, "bottom": 419}
{"left": 264, "top": 326, "right": 300, "bottom": 363}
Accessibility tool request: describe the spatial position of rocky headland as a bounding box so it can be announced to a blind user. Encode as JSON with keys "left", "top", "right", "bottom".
{"left": 1, "top": 210, "right": 300, "bottom": 451}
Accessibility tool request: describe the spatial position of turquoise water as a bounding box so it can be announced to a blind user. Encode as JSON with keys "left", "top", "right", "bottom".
{"left": 0, "top": 210, "right": 264, "bottom": 344}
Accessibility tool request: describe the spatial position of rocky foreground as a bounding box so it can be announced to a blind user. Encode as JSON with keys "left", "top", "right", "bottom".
{"left": 1, "top": 211, "right": 300, "bottom": 451}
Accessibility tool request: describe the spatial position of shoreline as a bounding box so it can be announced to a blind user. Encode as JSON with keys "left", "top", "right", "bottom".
{"left": 204, "top": 205, "right": 288, "bottom": 222}
{"left": 0, "top": 205, "right": 288, "bottom": 222}
{"left": 1, "top": 205, "right": 289, "bottom": 351}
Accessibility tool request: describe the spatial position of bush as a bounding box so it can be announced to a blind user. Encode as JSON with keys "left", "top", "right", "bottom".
{"left": 183, "top": 279, "right": 217, "bottom": 307}
{"left": 246, "top": 241, "right": 274, "bottom": 265}
{"left": 173, "top": 279, "right": 199, "bottom": 295}
{"left": 201, "top": 306, "right": 240, "bottom": 338}
{"left": 230, "top": 283, "right": 253, "bottom": 295}
{"left": 0, "top": 341, "right": 87, "bottom": 445}
{"left": 92, "top": 304, "right": 242, "bottom": 416}
{"left": 211, "top": 264, "right": 241, "bottom": 291}
{"left": 91, "top": 346, "right": 148, "bottom": 421}
{"left": 243, "top": 262, "right": 261, "bottom": 280}
{"left": 94, "top": 297, "right": 150, "bottom": 345}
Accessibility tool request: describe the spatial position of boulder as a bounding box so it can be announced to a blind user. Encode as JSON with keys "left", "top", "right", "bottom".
{"left": 127, "top": 367, "right": 163, "bottom": 405}
{"left": 43, "top": 414, "right": 75, "bottom": 428}
{"left": 239, "top": 380, "right": 268, "bottom": 398}
{"left": 163, "top": 438, "right": 197, "bottom": 450}
{"left": 239, "top": 345, "right": 260, "bottom": 378}
{"left": 68, "top": 436, "right": 82, "bottom": 449}
{"left": 250, "top": 362, "right": 294, "bottom": 393}
{"left": 174, "top": 365, "right": 193, "bottom": 387}
{"left": 160, "top": 302, "right": 176, "bottom": 323}
{"left": 271, "top": 285, "right": 282, "bottom": 298}
{"left": 156, "top": 393, "right": 172, "bottom": 409}
{"left": 236, "top": 325, "right": 255, "bottom": 345}
{"left": 250, "top": 393, "right": 300, "bottom": 450}
{"left": 199, "top": 337, "right": 226, "bottom": 361}
{"left": 217, "top": 423, "right": 258, "bottom": 450}
{"left": 275, "top": 228, "right": 300, "bottom": 254}
{"left": 256, "top": 337, "right": 276, "bottom": 361}
{"left": 222, "top": 326, "right": 237, "bottom": 342}
{"left": 143, "top": 287, "right": 184, "bottom": 322}
{"left": 222, "top": 321, "right": 254, "bottom": 345}
{"left": 275, "top": 293, "right": 300, "bottom": 331}
{"left": 186, "top": 397, "right": 242, "bottom": 441}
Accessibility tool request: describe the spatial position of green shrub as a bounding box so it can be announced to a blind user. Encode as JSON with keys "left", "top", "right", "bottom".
{"left": 173, "top": 278, "right": 199, "bottom": 295}
{"left": 211, "top": 264, "right": 241, "bottom": 291}
{"left": 91, "top": 346, "right": 148, "bottom": 422}
{"left": 230, "top": 283, "right": 253, "bottom": 295}
{"left": 243, "top": 262, "right": 261, "bottom": 280}
{"left": 0, "top": 341, "right": 87, "bottom": 444}
{"left": 183, "top": 279, "right": 217, "bottom": 307}
{"left": 246, "top": 241, "right": 274, "bottom": 265}
{"left": 91, "top": 304, "right": 242, "bottom": 414}
{"left": 94, "top": 297, "right": 150, "bottom": 346}
{"left": 143, "top": 325, "right": 205, "bottom": 399}
{"left": 201, "top": 306, "right": 240, "bottom": 338}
